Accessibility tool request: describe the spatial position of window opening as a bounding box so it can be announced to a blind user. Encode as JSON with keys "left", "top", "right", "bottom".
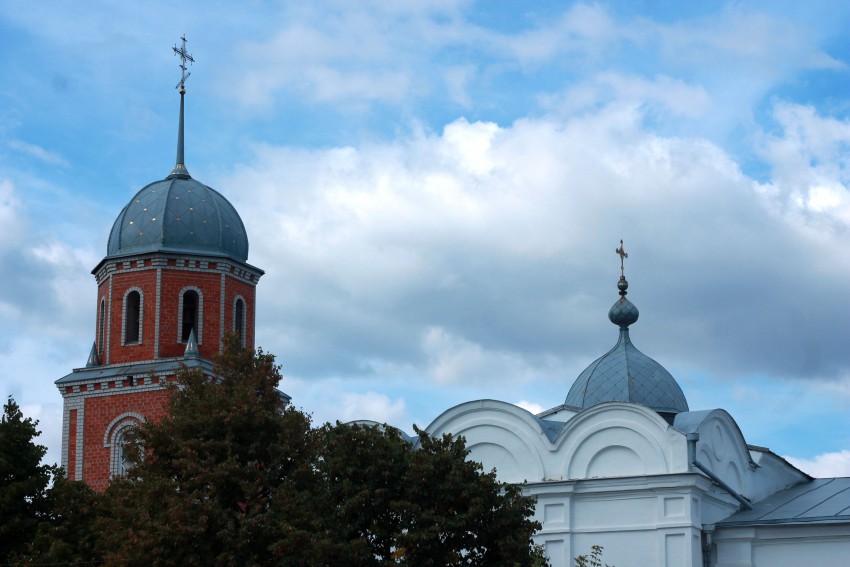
{"left": 234, "top": 298, "right": 245, "bottom": 344}
{"left": 125, "top": 290, "right": 141, "bottom": 344}
{"left": 181, "top": 290, "right": 199, "bottom": 343}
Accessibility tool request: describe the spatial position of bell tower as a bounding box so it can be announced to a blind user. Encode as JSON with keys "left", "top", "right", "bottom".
{"left": 56, "top": 38, "right": 270, "bottom": 491}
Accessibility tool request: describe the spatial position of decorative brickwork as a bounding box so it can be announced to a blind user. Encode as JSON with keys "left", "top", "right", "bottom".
{"left": 58, "top": 250, "right": 262, "bottom": 491}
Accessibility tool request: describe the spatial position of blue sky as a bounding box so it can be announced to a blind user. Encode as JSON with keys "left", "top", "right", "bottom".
{"left": 1, "top": 1, "right": 849, "bottom": 477}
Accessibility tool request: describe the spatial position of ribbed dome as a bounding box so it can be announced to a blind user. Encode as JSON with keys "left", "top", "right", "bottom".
{"left": 106, "top": 174, "right": 248, "bottom": 263}
{"left": 565, "top": 274, "right": 688, "bottom": 417}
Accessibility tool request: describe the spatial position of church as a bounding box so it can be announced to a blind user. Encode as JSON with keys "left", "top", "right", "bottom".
{"left": 56, "top": 40, "right": 850, "bottom": 566}
{"left": 384, "top": 264, "right": 850, "bottom": 566}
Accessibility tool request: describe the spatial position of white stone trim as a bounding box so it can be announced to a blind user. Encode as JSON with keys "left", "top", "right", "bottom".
{"left": 104, "top": 412, "right": 144, "bottom": 478}
{"left": 98, "top": 297, "right": 106, "bottom": 356}
{"left": 106, "top": 277, "right": 113, "bottom": 364}
{"left": 154, "top": 267, "right": 162, "bottom": 358}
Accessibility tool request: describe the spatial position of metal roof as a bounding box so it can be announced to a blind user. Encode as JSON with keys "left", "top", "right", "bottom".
{"left": 565, "top": 277, "right": 689, "bottom": 416}
{"left": 56, "top": 357, "right": 292, "bottom": 402}
{"left": 718, "top": 477, "right": 850, "bottom": 527}
{"left": 106, "top": 174, "right": 249, "bottom": 263}
{"left": 55, "top": 358, "right": 214, "bottom": 384}
{"left": 565, "top": 327, "right": 689, "bottom": 414}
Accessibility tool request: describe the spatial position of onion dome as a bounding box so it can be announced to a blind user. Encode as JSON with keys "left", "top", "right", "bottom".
{"left": 565, "top": 249, "right": 688, "bottom": 421}
{"left": 106, "top": 175, "right": 249, "bottom": 263}
{"left": 104, "top": 49, "right": 248, "bottom": 264}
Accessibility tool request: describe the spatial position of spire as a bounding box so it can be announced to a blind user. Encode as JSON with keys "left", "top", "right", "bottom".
{"left": 184, "top": 328, "right": 199, "bottom": 358}
{"left": 609, "top": 239, "right": 639, "bottom": 329}
{"left": 168, "top": 35, "right": 194, "bottom": 179}
{"left": 86, "top": 341, "right": 101, "bottom": 367}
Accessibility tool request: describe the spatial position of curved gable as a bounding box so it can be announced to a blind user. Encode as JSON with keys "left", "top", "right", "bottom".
{"left": 675, "top": 409, "right": 754, "bottom": 493}
{"left": 555, "top": 402, "right": 682, "bottom": 480}
{"left": 424, "top": 400, "right": 548, "bottom": 483}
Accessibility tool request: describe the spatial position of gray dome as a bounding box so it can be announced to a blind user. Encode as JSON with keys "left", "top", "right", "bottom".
{"left": 565, "top": 276, "right": 688, "bottom": 416}
{"left": 107, "top": 174, "right": 248, "bottom": 263}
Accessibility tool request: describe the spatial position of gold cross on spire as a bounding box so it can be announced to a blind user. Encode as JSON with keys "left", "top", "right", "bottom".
{"left": 173, "top": 34, "right": 195, "bottom": 93}
{"left": 615, "top": 239, "right": 628, "bottom": 277}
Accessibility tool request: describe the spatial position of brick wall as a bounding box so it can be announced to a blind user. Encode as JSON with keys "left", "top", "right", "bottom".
{"left": 63, "top": 251, "right": 264, "bottom": 491}
{"left": 79, "top": 385, "right": 171, "bottom": 492}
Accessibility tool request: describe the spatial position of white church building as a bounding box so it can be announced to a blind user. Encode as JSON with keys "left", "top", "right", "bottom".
{"left": 377, "top": 260, "right": 850, "bottom": 567}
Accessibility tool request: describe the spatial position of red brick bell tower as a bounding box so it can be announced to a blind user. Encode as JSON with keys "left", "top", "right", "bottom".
{"left": 56, "top": 38, "right": 273, "bottom": 491}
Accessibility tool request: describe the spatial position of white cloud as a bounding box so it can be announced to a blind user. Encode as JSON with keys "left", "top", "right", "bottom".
{"left": 421, "top": 326, "right": 536, "bottom": 385}
{"left": 223, "top": 103, "right": 849, "bottom": 392}
{"left": 785, "top": 451, "right": 850, "bottom": 478}
{"left": 336, "top": 391, "right": 407, "bottom": 425}
{"left": 515, "top": 400, "right": 545, "bottom": 415}
{"left": 8, "top": 140, "right": 69, "bottom": 167}
{"left": 501, "top": 3, "right": 617, "bottom": 65}
{"left": 753, "top": 103, "right": 850, "bottom": 255}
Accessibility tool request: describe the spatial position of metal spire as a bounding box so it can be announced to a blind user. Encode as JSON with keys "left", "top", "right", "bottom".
{"left": 169, "top": 35, "right": 194, "bottom": 179}
{"left": 86, "top": 340, "right": 101, "bottom": 367}
{"left": 184, "top": 327, "right": 199, "bottom": 358}
{"left": 615, "top": 239, "right": 630, "bottom": 298}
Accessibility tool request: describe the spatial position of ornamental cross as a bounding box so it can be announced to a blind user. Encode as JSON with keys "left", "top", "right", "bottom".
{"left": 615, "top": 239, "right": 628, "bottom": 277}
{"left": 173, "top": 34, "right": 195, "bottom": 92}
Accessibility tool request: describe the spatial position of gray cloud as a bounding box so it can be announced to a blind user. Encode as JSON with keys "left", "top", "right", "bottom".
{"left": 224, "top": 100, "right": 849, "bottom": 394}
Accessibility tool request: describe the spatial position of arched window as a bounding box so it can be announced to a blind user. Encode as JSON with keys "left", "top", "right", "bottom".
{"left": 179, "top": 287, "right": 203, "bottom": 343}
{"left": 103, "top": 412, "right": 143, "bottom": 478}
{"left": 123, "top": 289, "right": 142, "bottom": 345}
{"left": 233, "top": 296, "right": 245, "bottom": 346}
{"left": 98, "top": 298, "right": 106, "bottom": 354}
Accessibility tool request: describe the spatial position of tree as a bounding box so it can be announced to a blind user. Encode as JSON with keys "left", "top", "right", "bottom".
{"left": 574, "top": 545, "right": 614, "bottom": 567}
{"left": 311, "top": 421, "right": 548, "bottom": 566}
{"left": 0, "top": 396, "right": 57, "bottom": 563}
{"left": 400, "top": 428, "right": 545, "bottom": 566}
{"left": 100, "top": 335, "right": 321, "bottom": 566}
{"left": 24, "top": 473, "right": 103, "bottom": 565}
{"left": 98, "top": 335, "right": 547, "bottom": 566}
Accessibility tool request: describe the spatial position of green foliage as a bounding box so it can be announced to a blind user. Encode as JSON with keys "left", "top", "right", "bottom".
{"left": 100, "top": 335, "right": 320, "bottom": 566}
{"left": 0, "top": 396, "right": 57, "bottom": 563}
{"left": 96, "top": 335, "right": 547, "bottom": 566}
{"left": 316, "top": 422, "right": 548, "bottom": 566}
{"left": 575, "top": 545, "right": 614, "bottom": 567}
{"left": 25, "top": 472, "right": 103, "bottom": 564}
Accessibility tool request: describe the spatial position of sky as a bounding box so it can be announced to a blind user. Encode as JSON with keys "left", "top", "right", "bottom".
{"left": 1, "top": 0, "right": 849, "bottom": 478}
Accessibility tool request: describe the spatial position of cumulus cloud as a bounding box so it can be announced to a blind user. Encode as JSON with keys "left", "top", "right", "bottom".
{"left": 2, "top": 0, "right": 849, "bottom": 471}
{"left": 756, "top": 103, "right": 850, "bottom": 234}
{"left": 223, "top": 101, "right": 850, "bottom": 396}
